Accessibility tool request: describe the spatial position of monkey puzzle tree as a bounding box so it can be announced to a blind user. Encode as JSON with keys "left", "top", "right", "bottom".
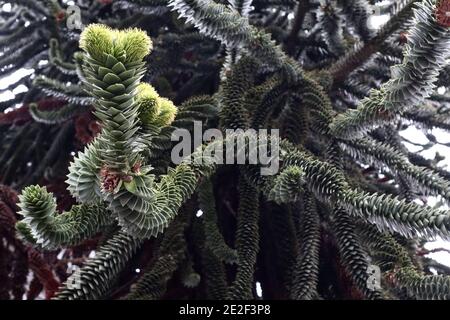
{"left": 1, "top": 0, "right": 450, "bottom": 300}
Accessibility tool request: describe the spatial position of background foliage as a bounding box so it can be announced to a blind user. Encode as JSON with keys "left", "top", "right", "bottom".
{"left": 1, "top": 0, "right": 450, "bottom": 300}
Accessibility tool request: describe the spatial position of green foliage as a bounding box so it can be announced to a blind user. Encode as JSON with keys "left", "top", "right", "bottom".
{"left": 48, "top": 38, "right": 77, "bottom": 75}
{"left": 281, "top": 141, "right": 450, "bottom": 239}
{"left": 66, "top": 139, "right": 104, "bottom": 204}
{"left": 17, "top": 185, "right": 112, "bottom": 249}
{"left": 168, "top": 0, "right": 303, "bottom": 82}
{"left": 341, "top": 137, "right": 450, "bottom": 201}
{"left": 33, "top": 75, "right": 93, "bottom": 106}
{"left": 125, "top": 214, "right": 188, "bottom": 299}
{"left": 198, "top": 180, "right": 238, "bottom": 264}
{"left": 55, "top": 231, "right": 142, "bottom": 300}
{"left": 332, "top": 208, "right": 383, "bottom": 299}
{"left": 330, "top": 0, "right": 450, "bottom": 139}
{"left": 202, "top": 247, "right": 228, "bottom": 299}
{"left": 227, "top": 177, "right": 260, "bottom": 299}
{"left": 267, "top": 166, "right": 305, "bottom": 204}
{"left": 358, "top": 223, "right": 450, "bottom": 299}
{"left": 80, "top": 26, "right": 150, "bottom": 172}
{"left": 5, "top": 0, "right": 450, "bottom": 301}
{"left": 136, "top": 83, "right": 162, "bottom": 125}
{"left": 29, "top": 102, "right": 89, "bottom": 124}
{"left": 337, "top": 0, "right": 373, "bottom": 42}
{"left": 290, "top": 193, "right": 320, "bottom": 299}
{"left": 329, "top": 0, "right": 421, "bottom": 84}
{"left": 74, "top": 25, "right": 201, "bottom": 239}
{"left": 219, "top": 56, "right": 259, "bottom": 129}
{"left": 318, "top": 1, "right": 346, "bottom": 56}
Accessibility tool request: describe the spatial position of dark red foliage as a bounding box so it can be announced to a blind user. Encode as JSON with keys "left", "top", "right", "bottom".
{"left": 35, "top": 99, "right": 68, "bottom": 111}
{"left": 55, "top": 11, "right": 66, "bottom": 23}
{"left": 0, "top": 99, "right": 69, "bottom": 126}
{"left": 27, "top": 250, "right": 60, "bottom": 299}
{"left": 0, "top": 105, "right": 31, "bottom": 126}
{"left": 436, "top": 0, "right": 450, "bottom": 27}
{"left": 75, "top": 112, "right": 101, "bottom": 145}
{"left": 44, "top": 177, "right": 77, "bottom": 212}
